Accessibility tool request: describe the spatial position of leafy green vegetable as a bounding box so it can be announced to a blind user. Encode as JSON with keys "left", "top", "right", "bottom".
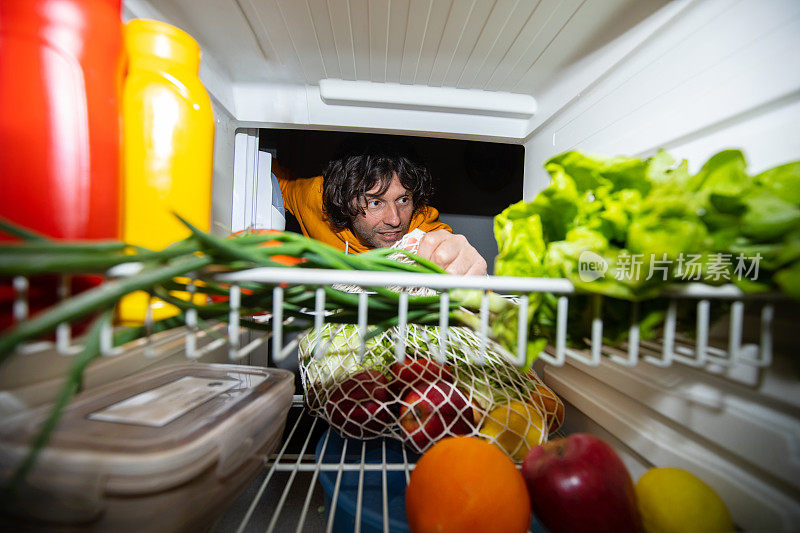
{"left": 690, "top": 149, "right": 749, "bottom": 213}
{"left": 547, "top": 151, "right": 651, "bottom": 195}
{"left": 494, "top": 202, "right": 547, "bottom": 277}
{"left": 775, "top": 261, "right": 800, "bottom": 300}
{"left": 754, "top": 161, "right": 800, "bottom": 205}
{"left": 740, "top": 191, "right": 800, "bottom": 241}
{"left": 299, "top": 324, "right": 392, "bottom": 387}
{"left": 494, "top": 148, "right": 800, "bottom": 361}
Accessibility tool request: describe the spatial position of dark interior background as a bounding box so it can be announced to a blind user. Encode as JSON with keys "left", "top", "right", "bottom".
{"left": 258, "top": 129, "right": 524, "bottom": 217}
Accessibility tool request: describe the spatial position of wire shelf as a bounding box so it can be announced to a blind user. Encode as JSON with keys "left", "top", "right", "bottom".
{"left": 217, "top": 398, "right": 571, "bottom": 533}
{"left": 8, "top": 268, "right": 788, "bottom": 375}
{"left": 215, "top": 401, "right": 418, "bottom": 533}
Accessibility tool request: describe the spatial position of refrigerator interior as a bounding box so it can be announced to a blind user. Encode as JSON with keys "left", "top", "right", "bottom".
{"left": 3, "top": 0, "right": 799, "bottom": 531}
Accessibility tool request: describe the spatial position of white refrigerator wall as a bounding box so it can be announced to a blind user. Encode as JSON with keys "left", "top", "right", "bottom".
{"left": 210, "top": 101, "right": 238, "bottom": 236}
{"left": 227, "top": 130, "right": 286, "bottom": 234}
{"left": 522, "top": 0, "right": 800, "bottom": 197}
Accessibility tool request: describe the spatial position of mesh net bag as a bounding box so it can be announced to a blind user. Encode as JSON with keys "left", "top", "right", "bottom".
{"left": 298, "top": 231, "right": 565, "bottom": 461}
{"left": 298, "top": 323, "right": 564, "bottom": 460}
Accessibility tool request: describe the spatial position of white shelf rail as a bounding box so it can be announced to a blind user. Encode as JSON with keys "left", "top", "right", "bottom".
{"left": 8, "top": 268, "right": 788, "bottom": 373}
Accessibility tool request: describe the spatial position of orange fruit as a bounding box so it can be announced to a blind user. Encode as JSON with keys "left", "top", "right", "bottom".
{"left": 532, "top": 383, "right": 564, "bottom": 433}
{"left": 406, "top": 436, "right": 531, "bottom": 533}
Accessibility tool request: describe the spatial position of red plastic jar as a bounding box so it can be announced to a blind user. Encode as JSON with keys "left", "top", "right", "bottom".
{"left": 0, "top": 0, "right": 123, "bottom": 240}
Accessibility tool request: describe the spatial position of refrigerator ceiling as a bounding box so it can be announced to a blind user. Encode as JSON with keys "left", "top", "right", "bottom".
{"left": 131, "top": 0, "right": 664, "bottom": 90}
{"left": 124, "top": 0, "right": 671, "bottom": 139}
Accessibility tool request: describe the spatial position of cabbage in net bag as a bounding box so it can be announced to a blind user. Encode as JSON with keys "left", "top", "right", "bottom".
{"left": 298, "top": 230, "right": 563, "bottom": 460}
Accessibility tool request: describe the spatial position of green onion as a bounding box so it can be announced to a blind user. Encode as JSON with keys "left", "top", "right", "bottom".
{"left": 0, "top": 242, "right": 201, "bottom": 276}
{"left": 0, "top": 241, "right": 128, "bottom": 253}
{"left": 0, "top": 219, "right": 50, "bottom": 241}
{"left": 0, "top": 255, "right": 211, "bottom": 361}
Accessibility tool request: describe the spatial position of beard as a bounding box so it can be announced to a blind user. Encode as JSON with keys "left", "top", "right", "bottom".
{"left": 351, "top": 219, "right": 411, "bottom": 248}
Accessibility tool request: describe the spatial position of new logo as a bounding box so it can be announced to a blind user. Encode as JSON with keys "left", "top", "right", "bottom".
{"left": 578, "top": 251, "right": 608, "bottom": 282}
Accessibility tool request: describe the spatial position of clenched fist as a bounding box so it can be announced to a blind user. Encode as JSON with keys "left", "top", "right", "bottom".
{"left": 416, "top": 229, "right": 487, "bottom": 276}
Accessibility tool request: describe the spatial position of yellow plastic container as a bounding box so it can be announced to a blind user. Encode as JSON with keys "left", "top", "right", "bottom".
{"left": 119, "top": 19, "right": 215, "bottom": 325}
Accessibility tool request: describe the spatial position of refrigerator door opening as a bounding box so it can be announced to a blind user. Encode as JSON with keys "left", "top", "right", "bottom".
{"left": 255, "top": 128, "right": 526, "bottom": 275}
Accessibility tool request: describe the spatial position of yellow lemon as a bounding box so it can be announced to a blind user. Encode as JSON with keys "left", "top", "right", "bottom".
{"left": 636, "top": 467, "right": 734, "bottom": 533}
{"left": 479, "top": 400, "right": 545, "bottom": 461}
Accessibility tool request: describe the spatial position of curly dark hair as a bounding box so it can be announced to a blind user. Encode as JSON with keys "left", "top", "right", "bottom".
{"left": 322, "top": 137, "right": 434, "bottom": 229}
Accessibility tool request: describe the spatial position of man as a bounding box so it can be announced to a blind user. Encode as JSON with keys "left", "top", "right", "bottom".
{"left": 275, "top": 139, "right": 487, "bottom": 275}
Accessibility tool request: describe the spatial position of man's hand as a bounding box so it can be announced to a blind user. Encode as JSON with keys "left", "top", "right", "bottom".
{"left": 416, "top": 230, "right": 487, "bottom": 276}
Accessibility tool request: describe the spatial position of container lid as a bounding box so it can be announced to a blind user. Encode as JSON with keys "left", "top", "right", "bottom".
{"left": 0, "top": 363, "right": 294, "bottom": 496}
{"left": 125, "top": 18, "right": 201, "bottom": 70}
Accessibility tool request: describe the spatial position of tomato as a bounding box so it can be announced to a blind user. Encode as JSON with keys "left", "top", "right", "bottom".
{"left": 207, "top": 229, "right": 303, "bottom": 303}
{"left": 232, "top": 229, "right": 304, "bottom": 266}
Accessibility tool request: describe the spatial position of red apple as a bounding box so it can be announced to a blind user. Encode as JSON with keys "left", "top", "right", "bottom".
{"left": 325, "top": 369, "right": 392, "bottom": 438}
{"left": 398, "top": 380, "right": 473, "bottom": 452}
{"left": 390, "top": 357, "right": 453, "bottom": 397}
{"left": 522, "top": 433, "right": 642, "bottom": 533}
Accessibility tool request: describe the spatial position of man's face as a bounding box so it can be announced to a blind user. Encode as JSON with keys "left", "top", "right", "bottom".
{"left": 351, "top": 173, "right": 414, "bottom": 248}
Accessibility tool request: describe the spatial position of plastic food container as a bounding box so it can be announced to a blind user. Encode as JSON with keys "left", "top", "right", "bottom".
{"left": 316, "top": 429, "right": 417, "bottom": 533}
{"left": 0, "top": 363, "right": 294, "bottom": 531}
